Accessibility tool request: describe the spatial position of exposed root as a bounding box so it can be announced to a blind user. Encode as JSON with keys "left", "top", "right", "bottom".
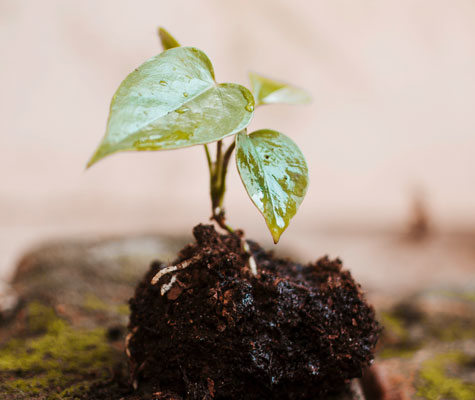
{"left": 125, "top": 326, "right": 138, "bottom": 359}
{"left": 151, "top": 253, "right": 204, "bottom": 285}
{"left": 242, "top": 240, "right": 257, "bottom": 276}
{"left": 160, "top": 275, "right": 177, "bottom": 296}
{"left": 126, "top": 326, "right": 140, "bottom": 390}
{"left": 151, "top": 265, "right": 179, "bottom": 285}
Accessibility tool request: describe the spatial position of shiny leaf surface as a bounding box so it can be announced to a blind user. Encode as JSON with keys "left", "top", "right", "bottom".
{"left": 88, "top": 47, "right": 254, "bottom": 167}
{"left": 249, "top": 72, "right": 311, "bottom": 106}
{"left": 236, "top": 130, "right": 308, "bottom": 243}
{"left": 158, "top": 27, "right": 180, "bottom": 50}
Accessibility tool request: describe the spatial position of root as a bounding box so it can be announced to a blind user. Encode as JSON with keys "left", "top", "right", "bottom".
{"left": 150, "top": 232, "right": 257, "bottom": 291}
{"left": 151, "top": 253, "right": 203, "bottom": 285}
{"left": 160, "top": 275, "right": 177, "bottom": 296}
{"left": 126, "top": 326, "right": 140, "bottom": 390}
{"left": 242, "top": 240, "right": 257, "bottom": 276}
{"left": 125, "top": 326, "right": 138, "bottom": 359}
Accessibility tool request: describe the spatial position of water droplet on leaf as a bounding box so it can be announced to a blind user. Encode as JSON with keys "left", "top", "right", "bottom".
{"left": 183, "top": 92, "right": 189, "bottom": 97}
{"left": 245, "top": 104, "right": 254, "bottom": 112}
{"left": 175, "top": 106, "right": 189, "bottom": 114}
{"left": 159, "top": 80, "right": 167, "bottom": 86}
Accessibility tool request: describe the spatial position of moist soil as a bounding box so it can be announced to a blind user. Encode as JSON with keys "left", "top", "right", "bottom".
{"left": 127, "top": 224, "right": 380, "bottom": 399}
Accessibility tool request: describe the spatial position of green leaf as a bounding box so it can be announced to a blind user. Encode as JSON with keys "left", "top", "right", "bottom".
{"left": 158, "top": 27, "right": 180, "bottom": 50}
{"left": 236, "top": 129, "right": 308, "bottom": 243}
{"left": 249, "top": 72, "right": 311, "bottom": 106}
{"left": 88, "top": 47, "right": 255, "bottom": 167}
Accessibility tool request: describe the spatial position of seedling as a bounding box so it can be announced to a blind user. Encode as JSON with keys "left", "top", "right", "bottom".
{"left": 84, "top": 31, "right": 380, "bottom": 397}
{"left": 88, "top": 28, "right": 310, "bottom": 247}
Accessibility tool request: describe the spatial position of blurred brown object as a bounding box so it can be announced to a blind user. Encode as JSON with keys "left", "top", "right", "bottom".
{"left": 406, "top": 189, "right": 431, "bottom": 241}
{"left": 361, "top": 364, "right": 413, "bottom": 400}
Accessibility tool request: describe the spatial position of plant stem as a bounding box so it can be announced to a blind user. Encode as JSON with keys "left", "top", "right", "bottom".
{"left": 204, "top": 132, "right": 243, "bottom": 233}
{"left": 221, "top": 141, "right": 236, "bottom": 192}
{"left": 210, "top": 141, "right": 233, "bottom": 233}
{"left": 204, "top": 144, "right": 212, "bottom": 171}
{"left": 203, "top": 132, "right": 257, "bottom": 276}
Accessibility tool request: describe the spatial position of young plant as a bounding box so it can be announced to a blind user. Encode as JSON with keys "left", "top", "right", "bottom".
{"left": 88, "top": 28, "right": 310, "bottom": 246}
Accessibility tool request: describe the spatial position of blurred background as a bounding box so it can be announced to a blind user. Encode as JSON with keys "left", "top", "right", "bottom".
{"left": 1, "top": 0, "right": 474, "bottom": 291}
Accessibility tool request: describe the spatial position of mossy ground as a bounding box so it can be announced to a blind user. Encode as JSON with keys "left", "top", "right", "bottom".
{"left": 376, "top": 291, "right": 475, "bottom": 399}
{"left": 2, "top": 236, "right": 474, "bottom": 399}
{"left": 378, "top": 291, "right": 475, "bottom": 358}
{"left": 0, "top": 302, "right": 123, "bottom": 399}
{"left": 378, "top": 311, "right": 422, "bottom": 359}
{"left": 83, "top": 292, "right": 130, "bottom": 316}
{"left": 417, "top": 352, "right": 475, "bottom": 400}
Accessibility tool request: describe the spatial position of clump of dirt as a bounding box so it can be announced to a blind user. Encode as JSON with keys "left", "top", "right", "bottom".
{"left": 128, "top": 224, "right": 380, "bottom": 399}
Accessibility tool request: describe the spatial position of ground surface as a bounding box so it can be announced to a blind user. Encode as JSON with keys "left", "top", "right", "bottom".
{"left": 0, "top": 229, "right": 474, "bottom": 399}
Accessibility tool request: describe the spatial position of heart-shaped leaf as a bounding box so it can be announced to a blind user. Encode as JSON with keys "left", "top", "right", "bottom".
{"left": 88, "top": 47, "right": 255, "bottom": 167}
{"left": 236, "top": 129, "right": 308, "bottom": 243}
{"left": 158, "top": 27, "right": 180, "bottom": 50}
{"left": 249, "top": 72, "right": 311, "bottom": 106}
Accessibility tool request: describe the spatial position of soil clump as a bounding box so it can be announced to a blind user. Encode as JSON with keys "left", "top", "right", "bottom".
{"left": 128, "top": 224, "right": 380, "bottom": 399}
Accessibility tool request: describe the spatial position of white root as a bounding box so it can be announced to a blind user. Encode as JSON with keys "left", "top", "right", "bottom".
{"left": 151, "top": 265, "right": 179, "bottom": 285}
{"left": 160, "top": 275, "right": 177, "bottom": 296}
{"left": 150, "top": 236, "right": 257, "bottom": 290}
{"left": 151, "top": 253, "right": 204, "bottom": 286}
{"left": 242, "top": 240, "right": 257, "bottom": 276}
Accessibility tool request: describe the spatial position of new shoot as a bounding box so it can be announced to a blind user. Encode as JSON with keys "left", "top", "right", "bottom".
{"left": 88, "top": 27, "right": 310, "bottom": 247}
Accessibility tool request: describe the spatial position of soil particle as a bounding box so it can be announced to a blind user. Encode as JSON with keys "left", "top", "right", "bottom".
{"left": 128, "top": 224, "right": 380, "bottom": 399}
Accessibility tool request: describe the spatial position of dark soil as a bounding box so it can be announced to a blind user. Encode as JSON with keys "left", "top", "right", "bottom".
{"left": 127, "top": 224, "right": 380, "bottom": 399}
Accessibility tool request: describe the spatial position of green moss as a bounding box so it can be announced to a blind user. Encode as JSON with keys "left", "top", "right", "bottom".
{"left": 27, "top": 301, "right": 61, "bottom": 334}
{"left": 462, "top": 292, "right": 475, "bottom": 302}
{"left": 380, "top": 304, "right": 475, "bottom": 349}
{"left": 430, "top": 320, "right": 475, "bottom": 343}
{"left": 380, "top": 311, "right": 408, "bottom": 340}
{"left": 378, "top": 311, "right": 420, "bottom": 359}
{"left": 117, "top": 303, "right": 130, "bottom": 316}
{"left": 0, "top": 302, "right": 118, "bottom": 399}
{"left": 83, "top": 293, "right": 112, "bottom": 312}
{"left": 417, "top": 352, "right": 475, "bottom": 400}
{"left": 378, "top": 345, "right": 420, "bottom": 360}
{"left": 83, "top": 293, "right": 130, "bottom": 317}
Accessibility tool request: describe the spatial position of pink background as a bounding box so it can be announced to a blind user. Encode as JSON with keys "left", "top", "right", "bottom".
{"left": 1, "top": 1, "right": 474, "bottom": 280}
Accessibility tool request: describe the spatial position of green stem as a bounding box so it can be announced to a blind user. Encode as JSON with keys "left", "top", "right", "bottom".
{"left": 215, "top": 140, "right": 223, "bottom": 192}
{"left": 203, "top": 133, "right": 257, "bottom": 275}
{"left": 221, "top": 141, "right": 236, "bottom": 188}
{"left": 205, "top": 136, "right": 241, "bottom": 233}
{"left": 204, "top": 144, "right": 212, "bottom": 172}
{"left": 217, "top": 141, "right": 235, "bottom": 206}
